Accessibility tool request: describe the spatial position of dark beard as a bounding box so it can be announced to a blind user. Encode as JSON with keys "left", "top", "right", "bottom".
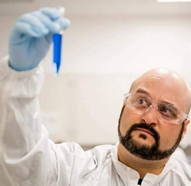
{"left": 118, "top": 105, "right": 185, "bottom": 160}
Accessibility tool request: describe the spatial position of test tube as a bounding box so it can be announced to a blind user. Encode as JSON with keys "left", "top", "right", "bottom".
{"left": 53, "top": 7, "right": 65, "bottom": 76}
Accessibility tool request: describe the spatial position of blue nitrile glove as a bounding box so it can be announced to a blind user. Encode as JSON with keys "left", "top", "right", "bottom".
{"left": 9, "top": 7, "right": 70, "bottom": 71}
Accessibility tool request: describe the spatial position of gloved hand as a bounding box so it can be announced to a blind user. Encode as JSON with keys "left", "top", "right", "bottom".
{"left": 9, "top": 7, "right": 70, "bottom": 71}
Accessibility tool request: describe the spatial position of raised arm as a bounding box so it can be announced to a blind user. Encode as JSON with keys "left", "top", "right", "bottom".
{"left": 0, "top": 8, "right": 71, "bottom": 186}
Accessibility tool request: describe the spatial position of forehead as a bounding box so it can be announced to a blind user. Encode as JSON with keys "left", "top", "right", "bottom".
{"left": 131, "top": 75, "right": 187, "bottom": 110}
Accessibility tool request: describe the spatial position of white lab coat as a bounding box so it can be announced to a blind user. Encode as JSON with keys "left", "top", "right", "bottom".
{"left": 0, "top": 58, "right": 191, "bottom": 186}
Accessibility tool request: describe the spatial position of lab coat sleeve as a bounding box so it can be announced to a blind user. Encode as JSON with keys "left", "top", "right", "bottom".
{"left": 0, "top": 57, "right": 74, "bottom": 186}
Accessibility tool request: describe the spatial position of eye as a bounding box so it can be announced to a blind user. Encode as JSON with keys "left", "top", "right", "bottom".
{"left": 158, "top": 104, "right": 177, "bottom": 119}
{"left": 130, "top": 94, "right": 151, "bottom": 110}
{"left": 134, "top": 97, "right": 150, "bottom": 109}
{"left": 138, "top": 98, "right": 146, "bottom": 105}
{"left": 160, "top": 105, "right": 168, "bottom": 112}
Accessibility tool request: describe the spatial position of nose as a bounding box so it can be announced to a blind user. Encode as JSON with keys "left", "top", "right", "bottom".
{"left": 141, "top": 105, "right": 159, "bottom": 126}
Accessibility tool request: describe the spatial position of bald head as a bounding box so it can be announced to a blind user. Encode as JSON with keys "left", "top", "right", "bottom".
{"left": 129, "top": 68, "right": 191, "bottom": 115}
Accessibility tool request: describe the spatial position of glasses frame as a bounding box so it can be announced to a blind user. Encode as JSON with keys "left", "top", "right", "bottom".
{"left": 123, "top": 93, "right": 189, "bottom": 125}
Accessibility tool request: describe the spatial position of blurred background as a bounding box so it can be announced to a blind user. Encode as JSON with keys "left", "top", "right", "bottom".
{"left": 0, "top": 0, "right": 191, "bottom": 163}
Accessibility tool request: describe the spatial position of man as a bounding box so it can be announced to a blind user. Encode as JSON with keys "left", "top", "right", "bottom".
{"left": 0, "top": 7, "right": 190, "bottom": 186}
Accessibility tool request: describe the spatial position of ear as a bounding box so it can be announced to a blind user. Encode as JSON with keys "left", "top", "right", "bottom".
{"left": 181, "top": 119, "right": 190, "bottom": 141}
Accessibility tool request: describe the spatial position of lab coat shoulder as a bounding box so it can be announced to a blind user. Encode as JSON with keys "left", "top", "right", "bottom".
{"left": 56, "top": 142, "right": 114, "bottom": 185}
{"left": 171, "top": 157, "right": 191, "bottom": 183}
{"left": 159, "top": 157, "right": 191, "bottom": 186}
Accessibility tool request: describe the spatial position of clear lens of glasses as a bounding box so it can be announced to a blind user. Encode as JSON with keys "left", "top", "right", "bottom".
{"left": 124, "top": 93, "right": 188, "bottom": 125}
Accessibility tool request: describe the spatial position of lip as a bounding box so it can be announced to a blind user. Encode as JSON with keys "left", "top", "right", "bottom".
{"left": 136, "top": 128, "right": 154, "bottom": 137}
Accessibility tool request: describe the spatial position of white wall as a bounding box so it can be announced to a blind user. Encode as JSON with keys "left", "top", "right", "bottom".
{"left": 42, "top": 16, "right": 191, "bottom": 74}
{"left": 1, "top": 13, "right": 191, "bottom": 147}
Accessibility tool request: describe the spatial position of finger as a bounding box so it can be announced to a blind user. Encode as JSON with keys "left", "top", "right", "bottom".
{"left": 32, "top": 11, "right": 60, "bottom": 33}
{"left": 39, "top": 7, "right": 62, "bottom": 21}
{"left": 11, "top": 22, "right": 41, "bottom": 39}
{"left": 18, "top": 13, "right": 49, "bottom": 36}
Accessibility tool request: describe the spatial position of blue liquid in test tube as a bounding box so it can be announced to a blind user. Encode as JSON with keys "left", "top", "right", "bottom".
{"left": 53, "top": 33, "right": 62, "bottom": 76}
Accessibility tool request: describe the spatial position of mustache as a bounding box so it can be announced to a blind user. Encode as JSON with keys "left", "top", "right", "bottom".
{"left": 127, "top": 123, "right": 160, "bottom": 142}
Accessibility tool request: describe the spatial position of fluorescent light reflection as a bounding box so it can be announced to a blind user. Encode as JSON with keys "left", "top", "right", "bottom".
{"left": 157, "top": 0, "right": 191, "bottom": 2}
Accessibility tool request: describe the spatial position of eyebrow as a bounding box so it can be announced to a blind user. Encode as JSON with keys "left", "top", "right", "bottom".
{"left": 135, "top": 88, "right": 178, "bottom": 112}
{"left": 136, "top": 88, "right": 150, "bottom": 97}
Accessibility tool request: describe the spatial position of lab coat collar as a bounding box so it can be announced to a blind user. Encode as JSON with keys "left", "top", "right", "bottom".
{"left": 111, "top": 143, "right": 175, "bottom": 185}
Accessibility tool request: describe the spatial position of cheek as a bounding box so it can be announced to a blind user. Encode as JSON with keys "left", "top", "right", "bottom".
{"left": 158, "top": 125, "right": 182, "bottom": 149}
{"left": 120, "top": 107, "right": 141, "bottom": 135}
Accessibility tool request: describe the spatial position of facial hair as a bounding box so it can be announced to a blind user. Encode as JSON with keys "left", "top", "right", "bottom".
{"left": 118, "top": 105, "right": 185, "bottom": 160}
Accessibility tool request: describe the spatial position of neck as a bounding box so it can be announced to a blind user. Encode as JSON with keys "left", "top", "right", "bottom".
{"left": 118, "top": 143, "right": 169, "bottom": 179}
